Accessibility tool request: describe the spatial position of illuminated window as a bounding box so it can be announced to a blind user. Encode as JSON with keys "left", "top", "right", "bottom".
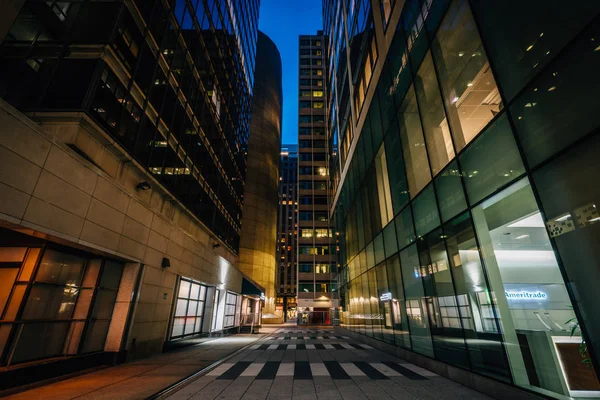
{"left": 313, "top": 91, "right": 324, "bottom": 97}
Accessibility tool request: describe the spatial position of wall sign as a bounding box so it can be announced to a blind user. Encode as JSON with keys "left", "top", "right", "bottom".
{"left": 380, "top": 292, "right": 392, "bottom": 301}
{"left": 505, "top": 291, "right": 547, "bottom": 300}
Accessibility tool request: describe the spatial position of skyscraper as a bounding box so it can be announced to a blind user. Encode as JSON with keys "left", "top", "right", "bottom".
{"left": 277, "top": 144, "right": 298, "bottom": 321}
{"left": 239, "top": 31, "right": 283, "bottom": 318}
{"left": 0, "top": 0, "right": 264, "bottom": 387}
{"left": 297, "top": 32, "right": 339, "bottom": 318}
{"left": 324, "top": 0, "right": 600, "bottom": 398}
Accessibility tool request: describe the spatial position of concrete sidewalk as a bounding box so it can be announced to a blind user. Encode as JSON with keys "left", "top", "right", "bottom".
{"left": 2, "top": 331, "right": 274, "bottom": 400}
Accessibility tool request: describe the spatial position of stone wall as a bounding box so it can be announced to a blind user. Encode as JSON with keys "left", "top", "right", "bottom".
{"left": 0, "top": 99, "right": 248, "bottom": 360}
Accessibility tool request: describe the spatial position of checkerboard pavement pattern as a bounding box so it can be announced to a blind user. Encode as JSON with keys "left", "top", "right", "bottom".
{"left": 165, "top": 327, "right": 493, "bottom": 400}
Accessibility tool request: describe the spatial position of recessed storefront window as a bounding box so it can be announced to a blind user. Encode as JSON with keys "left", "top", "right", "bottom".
{"left": 171, "top": 277, "right": 207, "bottom": 339}
{"left": 472, "top": 178, "right": 595, "bottom": 398}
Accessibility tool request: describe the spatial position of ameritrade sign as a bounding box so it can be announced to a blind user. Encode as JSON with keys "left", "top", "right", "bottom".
{"left": 505, "top": 291, "right": 547, "bottom": 300}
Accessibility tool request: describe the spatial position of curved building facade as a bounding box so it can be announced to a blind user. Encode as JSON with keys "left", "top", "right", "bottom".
{"left": 239, "top": 31, "right": 283, "bottom": 318}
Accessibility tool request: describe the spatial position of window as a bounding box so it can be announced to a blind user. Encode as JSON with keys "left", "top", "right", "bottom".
{"left": 432, "top": 0, "right": 500, "bottom": 152}
{"left": 299, "top": 284, "right": 314, "bottom": 293}
{"left": 470, "top": 0, "right": 600, "bottom": 102}
{"left": 374, "top": 146, "right": 394, "bottom": 226}
{"left": 459, "top": 115, "right": 525, "bottom": 205}
{"left": 398, "top": 86, "right": 432, "bottom": 198}
{"left": 414, "top": 52, "right": 455, "bottom": 176}
{"left": 299, "top": 101, "right": 311, "bottom": 108}
{"left": 223, "top": 292, "right": 240, "bottom": 328}
{"left": 171, "top": 277, "right": 207, "bottom": 338}
{"left": 412, "top": 184, "right": 440, "bottom": 237}
{"left": 509, "top": 18, "right": 600, "bottom": 167}
{"left": 313, "top": 91, "right": 324, "bottom": 97}
{"left": 434, "top": 161, "right": 467, "bottom": 222}
{"left": 299, "top": 264, "right": 313, "bottom": 273}
{"left": 313, "top": 101, "right": 324, "bottom": 108}
{"left": 2, "top": 247, "right": 124, "bottom": 365}
{"left": 472, "top": 178, "right": 587, "bottom": 397}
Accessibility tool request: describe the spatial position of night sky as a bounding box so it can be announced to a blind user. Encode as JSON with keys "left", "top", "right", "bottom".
{"left": 258, "top": 0, "right": 323, "bottom": 144}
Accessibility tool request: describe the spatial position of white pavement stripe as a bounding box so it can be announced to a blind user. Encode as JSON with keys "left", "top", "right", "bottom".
{"left": 361, "top": 344, "right": 374, "bottom": 349}
{"left": 340, "top": 363, "right": 367, "bottom": 376}
{"left": 342, "top": 336, "right": 350, "bottom": 339}
{"left": 241, "top": 362, "right": 265, "bottom": 376}
{"left": 288, "top": 344, "right": 297, "bottom": 349}
{"left": 310, "top": 363, "right": 330, "bottom": 376}
{"left": 250, "top": 345, "right": 260, "bottom": 350}
{"left": 317, "top": 336, "right": 324, "bottom": 339}
{"left": 207, "top": 363, "right": 235, "bottom": 376}
{"left": 303, "top": 336, "right": 310, "bottom": 339}
{"left": 402, "top": 363, "right": 438, "bottom": 376}
{"left": 340, "top": 343, "right": 354, "bottom": 349}
{"left": 268, "top": 344, "right": 279, "bottom": 350}
{"left": 277, "top": 363, "right": 294, "bottom": 376}
{"left": 324, "top": 344, "right": 335, "bottom": 350}
{"left": 370, "top": 363, "right": 402, "bottom": 376}
{"left": 306, "top": 344, "right": 316, "bottom": 350}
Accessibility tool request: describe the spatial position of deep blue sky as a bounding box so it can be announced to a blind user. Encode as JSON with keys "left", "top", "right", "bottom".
{"left": 258, "top": 0, "right": 323, "bottom": 144}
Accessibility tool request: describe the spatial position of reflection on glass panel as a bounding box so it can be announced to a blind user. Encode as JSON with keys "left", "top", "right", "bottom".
{"left": 10, "top": 322, "right": 70, "bottom": 364}
{"left": 383, "top": 222, "right": 398, "bottom": 257}
{"left": 395, "top": 206, "right": 416, "bottom": 251}
{"left": 444, "top": 212, "right": 510, "bottom": 382}
{"left": 369, "top": 268, "right": 382, "bottom": 341}
{"left": 386, "top": 255, "right": 411, "bottom": 349}
{"left": 532, "top": 133, "right": 600, "bottom": 394}
{"left": 459, "top": 114, "right": 525, "bottom": 205}
{"left": 375, "top": 146, "right": 394, "bottom": 226}
{"left": 90, "top": 290, "right": 117, "bottom": 319}
{"left": 99, "top": 260, "right": 123, "bottom": 289}
{"left": 400, "top": 245, "right": 434, "bottom": 357}
{"left": 435, "top": 161, "right": 467, "bottom": 222}
{"left": 470, "top": 0, "right": 600, "bottom": 102}
{"left": 419, "top": 229, "right": 469, "bottom": 369}
{"left": 384, "top": 119, "right": 410, "bottom": 213}
{"left": 412, "top": 184, "right": 441, "bottom": 237}
{"left": 36, "top": 249, "right": 85, "bottom": 286}
{"left": 375, "top": 262, "right": 394, "bottom": 345}
{"left": 81, "top": 320, "right": 110, "bottom": 354}
{"left": 415, "top": 52, "right": 455, "bottom": 175}
{"left": 175, "top": 299, "right": 187, "bottom": 316}
{"left": 22, "top": 285, "right": 77, "bottom": 320}
{"left": 472, "top": 178, "right": 592, "bottom": 398}
{"left": 432, "top": 0, "right": 500, "bottom": 152}
{"left": 190, "top": 283, "right": 200, "bottom": 300}
{"left": 398, "top": 85, "right": 431, "bottom": 197}
{"left": 510, "top": 18, "right": 600, "bottom": 167}
{"left": 374, "top": 233, "right": 385, "bottom": 265}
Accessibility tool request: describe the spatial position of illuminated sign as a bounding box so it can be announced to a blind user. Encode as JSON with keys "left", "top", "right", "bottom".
{"left": 505, "top": 291, "right": 547, "bottom": 300}
{"left": 260, "top": 292, "right": 266, "bottom": 300}
{"left": 380, "top": 292, "right": 392, "bottom": 301}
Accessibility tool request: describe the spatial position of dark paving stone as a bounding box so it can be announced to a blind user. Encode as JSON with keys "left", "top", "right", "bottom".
{"left": 382, "top": 362, "right": 427, "bottom": 380}
{"left": 216, "top": 361, "right": 252, "bottom": 380}
{"left": 323, "top": 361, "right": 351, "bottom": 380}
{"left": 352, "top": 361, "right": 389, "bottom": 380}
{"left": 314, "top": 344, "right": 326, "bottom": 350}
{"left": 294, "top": 361, "right": 313, "bottom": 380}
{"left": 256, "top": 361, "right": 280, "bottom": 380}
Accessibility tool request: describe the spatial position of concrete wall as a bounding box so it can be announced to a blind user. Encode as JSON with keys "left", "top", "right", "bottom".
{"left": 0, "top": 99, "right": 248, "bottom": 360}
{"left": 239, "top": 31, "right": 283, "bottom": 315}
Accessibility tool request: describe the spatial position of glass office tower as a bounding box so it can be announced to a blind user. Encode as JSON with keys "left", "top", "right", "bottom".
{"left": 298, "top": 32, "right": 339, "bottom": 317}
{"left": 0, "top": 0, "right": 260, "bottom": 252}
{"left": 325, "top": 0, "right": 600, "bottom": 398}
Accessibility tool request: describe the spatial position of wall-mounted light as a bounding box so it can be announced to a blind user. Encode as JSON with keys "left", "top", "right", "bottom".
{"left": 161, "top": 257, "right": 171, "bottom": 268}
{"left": 212, "top": 243, "right": 221, "bottom": 249}
{"left": 136, "top": 181, "right": 151, "bottom": 191}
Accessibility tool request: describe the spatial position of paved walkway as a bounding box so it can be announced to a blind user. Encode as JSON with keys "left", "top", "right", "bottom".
{"left": 3, "top": 332, "right": 272, "bottom": 400}
{"left": 163, "top": 326, "right": 492, "bottom": 400}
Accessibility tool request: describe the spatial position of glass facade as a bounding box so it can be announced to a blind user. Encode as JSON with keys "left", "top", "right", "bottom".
{"left": 326, "top": 0, "right": 600, "bottom": 398}
{"left": 171, "top": 277, "right": 207, "bottom": 339}
{"left": 0, "top": 0, "right": 260, "bottom": 252}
